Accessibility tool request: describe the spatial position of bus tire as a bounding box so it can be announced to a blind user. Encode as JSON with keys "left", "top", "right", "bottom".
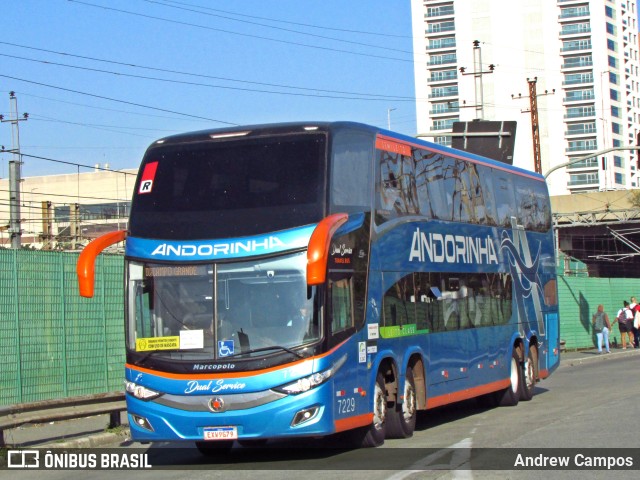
{"left": 520, "top": 344, "right": 538, "bottom": 401}
{"left": 385, "top": 367, "right": 416, "bottom": 439}
{"left": 360, "top": 371, "right": 387, "bottom": 448}
{"left": 498, "top": 349, "right": 521, "bottom": 407}
{"left": 195, "top": 440, "right": 234, "bottom": 456}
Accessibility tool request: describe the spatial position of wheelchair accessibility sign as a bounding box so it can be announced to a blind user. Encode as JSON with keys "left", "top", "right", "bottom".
{"left": 218, "top": 340, "right": 234, "bottom": 357}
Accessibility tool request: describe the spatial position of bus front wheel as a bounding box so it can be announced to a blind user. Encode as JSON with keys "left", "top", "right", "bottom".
{"left": 385, "top": 367, "right": 416, "bottom": 439}
{"left": 360, "top": 371, "right": 387, "bottom": 448}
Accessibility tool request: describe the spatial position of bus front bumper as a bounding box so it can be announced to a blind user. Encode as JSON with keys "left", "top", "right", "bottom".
{"left": 126, "top": 381, "right": 336, "bottom": 442}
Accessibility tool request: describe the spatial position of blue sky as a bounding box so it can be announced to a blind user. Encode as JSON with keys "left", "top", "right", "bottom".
{"left": 1, "top": 0, "right": 416, "bottom": 177}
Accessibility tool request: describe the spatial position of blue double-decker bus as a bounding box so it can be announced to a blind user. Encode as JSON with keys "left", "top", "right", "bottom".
{"left": 77, "top": 121, "right": 559, "bottom": 451}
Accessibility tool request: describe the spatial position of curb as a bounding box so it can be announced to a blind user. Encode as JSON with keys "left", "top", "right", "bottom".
{"left": 36, "top": 429, "right": 131, "bottom": 449}
{"left": 561, "top": 347, "right": 640, "bottom": 367}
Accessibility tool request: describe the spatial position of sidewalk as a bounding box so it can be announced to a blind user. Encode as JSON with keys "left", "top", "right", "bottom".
{"left": 3, "top": 346, "right": 640, "bottom": 449}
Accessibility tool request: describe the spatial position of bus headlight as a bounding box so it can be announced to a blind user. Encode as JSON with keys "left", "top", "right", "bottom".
{"left": 125, "top": 381, "right": 161, "bottom": 401}
{"left": 274, "top": 355, "right": 346, "bottom": 395}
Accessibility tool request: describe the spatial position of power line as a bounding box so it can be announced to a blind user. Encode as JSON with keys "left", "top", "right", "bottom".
{"left": 139, "top": 0, "right": 416, "bottom": 56}
{"left": 0, "top": 74, "right": 238, "bottom": 125}
{"left": 0, "top": 41, "right": 419, "bottom": 101}
{"left": 68, "top": 0, "right": 414, "bottom": 64}
{"left": 3, "top": 88, "right": 209, "bottom": 123}
{"left": 145, "top": 0, "right": 412, "bottom": 39}
{"left": 15, "top": 153, "right": 138, "bottom": 176}
{"left": 0, "top": 52, "right": 418, "bottom": 102}
{"left": 29, "top": 114, "right": 175, "bottom": 138}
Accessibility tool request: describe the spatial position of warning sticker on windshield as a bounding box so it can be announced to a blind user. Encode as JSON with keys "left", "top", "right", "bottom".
{"left": 136, "top": 336, "right": 179, "bottom": 351}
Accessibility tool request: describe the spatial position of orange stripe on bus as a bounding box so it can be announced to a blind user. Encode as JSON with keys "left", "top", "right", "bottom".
{"left": 334, "top": 413, "right": 373, "bottom": 433}
{"left": 426, "top": 379, "right": 511, "bottom": 409}
{"left": 126, "top": 339, "right": 349, "bottom": 381}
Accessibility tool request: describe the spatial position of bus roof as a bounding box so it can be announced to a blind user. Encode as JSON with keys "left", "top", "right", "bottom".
{"left": 146, "top": 121, "right": 544, "bottom": 182}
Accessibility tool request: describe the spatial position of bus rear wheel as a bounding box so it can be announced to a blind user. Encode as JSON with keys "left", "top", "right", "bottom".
{"left": 385, "top": 367, "right": 416, "bottom": 439}
{"left": 520, "top": 344, "right": 538, "bottom": 401}
{"left": 498, "top": 349, "right": 521, "bottom": 407}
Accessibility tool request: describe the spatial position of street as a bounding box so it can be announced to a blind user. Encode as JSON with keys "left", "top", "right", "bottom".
{"left": 4, "top": 352, "right": 639, "bottom": 479}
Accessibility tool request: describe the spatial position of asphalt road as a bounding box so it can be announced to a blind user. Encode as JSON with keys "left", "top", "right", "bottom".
{"left": 3, "top": 349, "right": 639, "bottom": 479}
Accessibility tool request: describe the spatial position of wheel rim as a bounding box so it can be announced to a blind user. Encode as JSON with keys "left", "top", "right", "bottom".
{"left": 373, "top": 381, "right": 386, "bottom": 430}
{"left": 403, "top": 380, "right": 416, "bottom": 423}
{"left": 525, "top": 356, "right": 534, "bottom": 391}
{"left": 509, "top": 357, "right": 519, "bottom": 392}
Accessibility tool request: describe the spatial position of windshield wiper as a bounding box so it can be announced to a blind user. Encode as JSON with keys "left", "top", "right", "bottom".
{"left": 225, "top": 345, "right": 305, "bottom": 359}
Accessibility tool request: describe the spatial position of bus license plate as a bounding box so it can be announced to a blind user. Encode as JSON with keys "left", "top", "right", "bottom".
{"left": 203, "top": 426, "right": 238, "bottom": 441}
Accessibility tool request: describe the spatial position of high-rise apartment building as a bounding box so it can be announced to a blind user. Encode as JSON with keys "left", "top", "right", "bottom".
{"left": 411, "top": 0, "right": 640, "bottom": 196}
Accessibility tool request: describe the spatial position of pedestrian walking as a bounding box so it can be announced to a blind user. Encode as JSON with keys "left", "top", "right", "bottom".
{"left": 592, "top": 304, "right": 611, "bottom": 354}
{"left": 629, "top": 296, "right": 640, "bottom": 349}
{"left": 613, "top": 301, "right": 635, "bottom": 349}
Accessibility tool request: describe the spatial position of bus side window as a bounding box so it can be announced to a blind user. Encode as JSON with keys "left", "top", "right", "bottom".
{"left": 382, "top": 274, "right": 415, "bottom": 328}
{"left": 451, "top": 160, "right": 473, "bottom": 223}
{"left": 493, "top": 172, "right": 517, "bottom": 227}
{"left": 330, "top": 276, "right": 353, "bottom": 334}
{"left": 473, "top": 164, "right": 498, "bottom": 226}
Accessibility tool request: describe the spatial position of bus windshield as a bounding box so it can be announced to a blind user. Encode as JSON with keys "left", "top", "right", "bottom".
{"left": 127, "top": 251, "right": 321, "bottom": 361}
{"left": 129, "top": 133, "right": 327, "bottom": 239}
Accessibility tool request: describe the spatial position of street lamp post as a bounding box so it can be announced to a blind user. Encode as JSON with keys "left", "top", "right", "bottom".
{"left": 543, "top": 146, "right": 640, "bottom": 180}
{"left": 387, "top": 108, "right": 396, "bottom": 130}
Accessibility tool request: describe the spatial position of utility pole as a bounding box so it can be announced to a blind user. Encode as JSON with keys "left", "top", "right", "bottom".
{"left": 41, "top": 201, "right": 53, "bottom": 250}
{"left": 0, "top": 92, "right": 29, "bottom": 248}
{"left": 459, "top": 40, "right": 495, "bottom": 120}
{"left": 511, "top": 78, "right": 554, "bottom": 174}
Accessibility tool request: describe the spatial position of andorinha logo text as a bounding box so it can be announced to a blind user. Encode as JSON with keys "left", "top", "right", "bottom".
{"left": 151, "top": 237, "right": 286, "bottom": 257}
{"left": 409, "top": 228, "right": 498, "bottom": 265}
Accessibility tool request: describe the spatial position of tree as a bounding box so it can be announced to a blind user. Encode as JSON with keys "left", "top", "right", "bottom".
{"left": 629, "top": 190, "right": 640, "bottom": 209}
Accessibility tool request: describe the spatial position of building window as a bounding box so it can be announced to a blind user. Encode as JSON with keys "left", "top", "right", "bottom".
{"left": 614, "top": 172, "right": 625, "bottom": 184}
{"left": 608, "top": 55, "right": 618, "bottom": 68}
{"left": 614, "top": 155, "right": 623, "bottom": 168}
{"left": 611, "top": 106, "right": 621, "bottom": 118}
{"left": 567, "top": 139, "right": 597, "bottom": 152}
{"left": 433, "top": 118, "right": 458, "bottom": 130}
{"left": 430, "top": 70, "right": 457, "bottom": 82}
{"left": 610, "top": 89, "right": 619, "bottom": 101}
{"left": 607, "top": 39, "right": 616, "bottom": 51}
{"left": 565, "top": 89, "right": 594, "bottom": 101}
{"left": 427, "top": 21, "right": 455, "bottom": 34}
{"left": 612, "top": 123, "right": 622, "bottom": 134}
{"left": 605, "top": 6, "right": 614, "bottom": 18}
{"left": 606, "top": 22, "right": 616, "bottom": 35}
{"left": 567, "top": 122, "right": 596, "bottom": 135}
{"left": 566, "top": 105, "right": 595, "bottom": 118}
{"left": 562, "top": 39, "right": 592, "bottom": 51}
{"left": 609, "top": 72, "right": 618, "bottom": 85}
{"left": 563, "top": 55, "right": 593, "bottom": 68}
{"left": 430, "top": 86, "right": 458, "bottom": 98}
{"left": 564, "top": 72, "right": 593, "bottom": 85}
{"left": 428, "top": 37, "right": 456, "bottom": 49}
{"left": 569, "top": 173, "right": 598, "bottom": 186}
{"left": 429, "top": 53, "right": 457, "bottom": 65}
{"left": 561, "top": 22, "right": 590, "bottom": 35}
{"left": 560, "top": 6, "right": 590, "bottom": 18}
